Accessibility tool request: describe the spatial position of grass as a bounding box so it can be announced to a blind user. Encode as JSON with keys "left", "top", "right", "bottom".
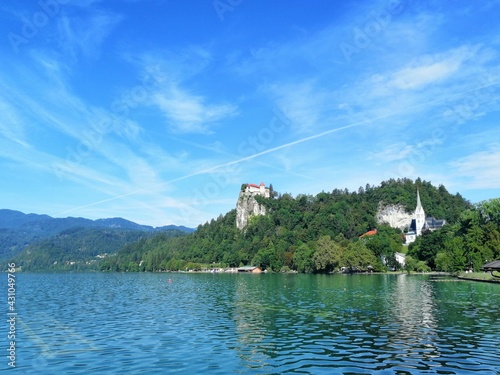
{"left": 458, "top": 272, "right": 500, "bottom": 282}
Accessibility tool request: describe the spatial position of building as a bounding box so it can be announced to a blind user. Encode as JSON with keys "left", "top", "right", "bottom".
{"left": 381, "top": 252, "right": 406, "bottom": 270}
{"left": 405, "top": 189, "right": 446, "bottom": 245}
{"left": 394, "top": 252, "right": 406, "bottom": 268}
{"left": 482, "top": 260, "right": 500, "bottom": 278}
{"left": 237, "top": 266, "right": 262, "bottom": 273}
{"left": 243, "top": 182, "right": 270, "bottom": 198}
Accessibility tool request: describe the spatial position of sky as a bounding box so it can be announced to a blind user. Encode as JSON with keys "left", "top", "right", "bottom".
{"left": 0, "top": 0, "right": 499, "bottom": 228}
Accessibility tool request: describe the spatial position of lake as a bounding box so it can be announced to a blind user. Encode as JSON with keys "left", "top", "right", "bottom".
{"left": 2, "top": 273, "right": 499, "bottom": 374}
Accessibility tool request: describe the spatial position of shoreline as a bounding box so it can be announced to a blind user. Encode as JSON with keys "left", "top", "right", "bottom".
{"left": 456, "top": 274, "right": 500, "bottom": 284}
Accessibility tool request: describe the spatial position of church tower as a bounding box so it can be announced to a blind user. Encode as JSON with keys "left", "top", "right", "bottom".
{"left": 414, "top": 189, "right": 426, "bottom": 236}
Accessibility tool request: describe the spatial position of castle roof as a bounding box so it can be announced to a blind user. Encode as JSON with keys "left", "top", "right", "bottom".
{"left": 247, "top": 182, "right": 267, "bottom": 189}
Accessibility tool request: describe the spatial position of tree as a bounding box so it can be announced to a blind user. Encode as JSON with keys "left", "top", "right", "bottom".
{"left": 408, "top": 228, "right": 448, "bottom": 269}
{"left": 478, "top": 198, "right": 500, "bottom": 227}
{"left": 435, "top": 252, "right": 452, "bottom": 272}
{"left": 342, "top": 241, "right": 378, "bottom": 272}
{"left": 312, "top": 236, "right": 343, "bottom": 273}
{"left": 404, "top": 255, "right": 417, "bottom": 273}
{"left": 444, "top": 237, "right": 466, "bottom": 274}
{"left": 415, "top": 261, "right": 430, "bottom": 272}
{"left": 252, "top": 242, "right": 277, "bottom": 270}
{"left": 293, "top": 243, "right": 315, "bottom": 273}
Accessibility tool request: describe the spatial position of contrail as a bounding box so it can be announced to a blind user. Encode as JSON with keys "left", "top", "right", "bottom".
{"left": 56, "top": 119, "right": 368, "bottom": 215}
{"left": 57, "top": 80, "right": 500, "bottom": 216}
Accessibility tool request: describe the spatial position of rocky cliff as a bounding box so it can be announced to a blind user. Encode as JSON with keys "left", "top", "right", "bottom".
{"left": 376, "top": 203, "right": 412, "bottom": 231}
{"left": 236, "top": 191, "right": 267, "bottom": 230}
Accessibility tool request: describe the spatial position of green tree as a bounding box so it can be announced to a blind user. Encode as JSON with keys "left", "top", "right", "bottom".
{"left": 342, "top": 241, "right": 378, "bottom": 272}
{"left": 404, "top": 255, "right": 417, "bottom": 273}
{"left": 444, "top": 236, "right": 466, "bottom": 274}
{"left": 293, "top": 243, "right": 315, "bottom": 273}
{"left": 312, "top": 236, "right": 343, "bottom": 273}
{"left": 408, "top": 228, "right": 448, "bottom": 270}
{"left": 435, "top": 252, "right": 452, "bottom": 272}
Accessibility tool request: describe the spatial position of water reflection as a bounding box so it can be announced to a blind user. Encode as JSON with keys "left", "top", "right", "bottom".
{"left": 229, "top": 274, "right": 499, "bottom": 374}
{"left": 4, "top": 273, "right": 499, "bottom": 374}
{"left": 383, "top": 274, "right": 440, "bottom": 371}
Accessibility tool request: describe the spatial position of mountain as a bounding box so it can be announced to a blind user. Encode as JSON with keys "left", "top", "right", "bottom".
{"left": 14, "top": 227, "right": 188, "bottom": 272}
{"left": 0, "top": 209, "right": 52, "bottom": 228}
{"left": 157, "top": 225, "right": 195, "bottom": 233}
{"left": 0, "top": 209, "right": 193, "bottom": 261}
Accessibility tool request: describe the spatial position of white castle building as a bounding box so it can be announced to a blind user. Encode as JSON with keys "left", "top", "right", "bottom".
{"left": 405, "top": 189, "right": 446, "bottom": 245}
{"left": 242, "top": 182, "right": 270, "bottom": 198}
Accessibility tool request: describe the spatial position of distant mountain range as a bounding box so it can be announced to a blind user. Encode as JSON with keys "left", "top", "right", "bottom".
{"left": 0, "top": 209, "right": 194, "bottom": 261}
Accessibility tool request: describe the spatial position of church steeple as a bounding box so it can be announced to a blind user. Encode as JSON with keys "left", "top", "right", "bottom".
{"left": 414, "top": 189, "right": 426, "bottom": 236}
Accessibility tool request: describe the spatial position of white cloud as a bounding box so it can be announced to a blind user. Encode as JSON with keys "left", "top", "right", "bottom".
{"left": 152, "top": 83, "right": 238, "bottom": 134}
{"left": 0, "top": 100, "right": 29, "bottom": 148}
{"left": 450, "top": 145, "right": 500, "bottom": 189}
{"left": 56, "top": 10, "right": 123, "bottom": 61}
{"left": 389, "top": 60, "right": 461, "bottom": 90}
{"left": 269, "top": 81, "right": 327, "bottom": 134}
{"left": 370, "top": 143, "right": 414, "bottom": 162}
{"left": 135, "top": 50, "right": 238, "bottom": 134}
{"left": 380, "top": 45, "right": 484, "bottom": 91}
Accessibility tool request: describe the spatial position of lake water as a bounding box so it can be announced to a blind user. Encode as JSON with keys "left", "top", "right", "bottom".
{"left": 2, "top": 273, "right": 499, "bottom": 374}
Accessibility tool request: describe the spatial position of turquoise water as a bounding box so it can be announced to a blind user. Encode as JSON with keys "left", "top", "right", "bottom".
{"left": 2, "top": 273, "right": 499, "bottom": 374}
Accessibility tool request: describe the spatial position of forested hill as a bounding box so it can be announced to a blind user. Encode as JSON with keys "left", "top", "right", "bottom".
{"left": 13, "top": 227, "right": 188, "bottom": 272}
{"left": 100, "top": 178, "right": 495, "bottom": 274}
{"left": 0, "top": 209, "right": 194, "bottom": 262}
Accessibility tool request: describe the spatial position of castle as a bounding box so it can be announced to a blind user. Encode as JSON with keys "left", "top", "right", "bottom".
{"left": 242, "top": 182, "right": 270, "bottom": 198}
{"left": 405, "top": 189, "right": 446, "bottom": 245}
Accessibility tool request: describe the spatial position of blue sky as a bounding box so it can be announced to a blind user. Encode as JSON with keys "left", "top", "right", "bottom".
{"left": 1, "top": 0, "right": 499, "bottom": 227}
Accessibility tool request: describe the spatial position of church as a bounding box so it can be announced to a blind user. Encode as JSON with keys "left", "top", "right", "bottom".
{"left": 405, "top": 190, "right": 446, "bottom": 245}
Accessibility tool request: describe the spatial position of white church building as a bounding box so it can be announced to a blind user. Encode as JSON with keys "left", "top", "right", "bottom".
{"left": 405, "top": 189, "right": 446, "bottom": 245}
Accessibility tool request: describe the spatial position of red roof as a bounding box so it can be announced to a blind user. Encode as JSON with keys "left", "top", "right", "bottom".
{"left": 359, "top": 229, "right": 377, "bottom": 238}
{"left": 260, "top": 182, "right": 265, "bottom": 186}
{"left": 248, "top": 183, "right": 259, "bottom": 188}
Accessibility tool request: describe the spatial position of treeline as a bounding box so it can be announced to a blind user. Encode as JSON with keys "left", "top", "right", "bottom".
{"left": 14, "top": 227, "right": 187, "bottom": 271}
{"left": 101, "top": 178, "right": 476, "bottom": 273}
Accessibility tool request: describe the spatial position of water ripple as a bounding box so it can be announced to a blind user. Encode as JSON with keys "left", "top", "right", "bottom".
{"left": 4, "top": 273, "right": 499, "bottom": 374}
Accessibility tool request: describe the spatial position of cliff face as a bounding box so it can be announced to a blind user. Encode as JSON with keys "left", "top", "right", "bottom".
{"left": 376, "top": 203, "right": 412, "bottom": 231}
{"left": 236, "top": 191, "right": 267, "bottom": 230}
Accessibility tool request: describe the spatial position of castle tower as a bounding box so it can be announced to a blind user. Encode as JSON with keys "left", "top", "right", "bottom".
{"left": 414, "top": 189, "right": 426, "bottom": 236}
